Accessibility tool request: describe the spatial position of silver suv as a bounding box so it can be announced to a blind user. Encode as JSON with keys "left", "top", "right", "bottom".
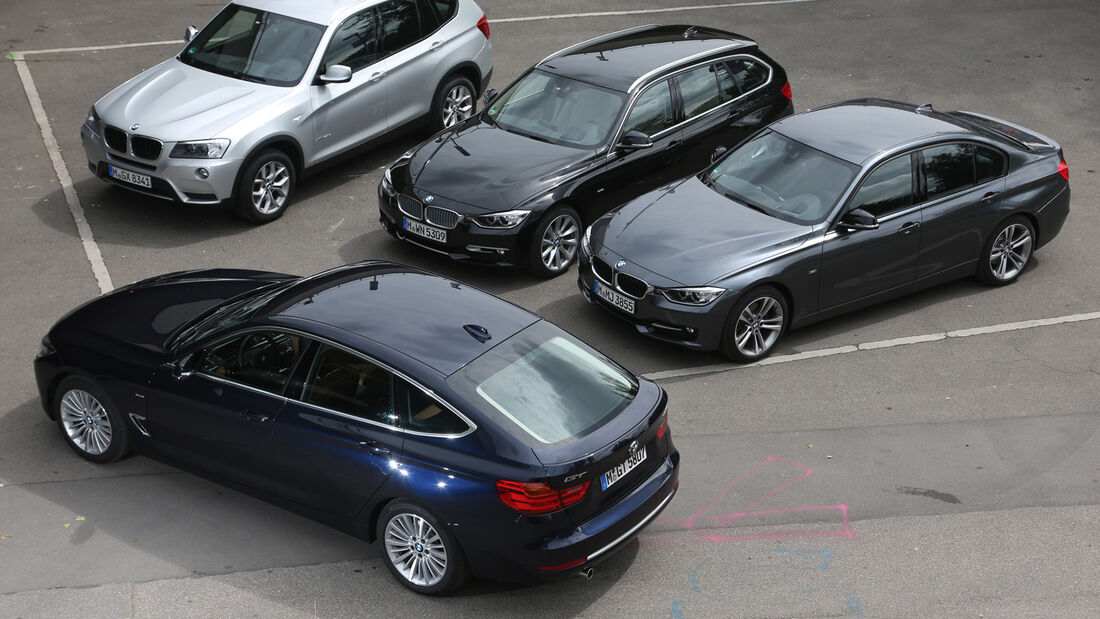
{"left": 81, "top": 0, "right": 492, "bottom": 222}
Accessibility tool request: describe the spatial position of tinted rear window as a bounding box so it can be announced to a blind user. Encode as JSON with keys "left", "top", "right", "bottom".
{"left": 447, "top": 321, "right": 637, "bottom": 446}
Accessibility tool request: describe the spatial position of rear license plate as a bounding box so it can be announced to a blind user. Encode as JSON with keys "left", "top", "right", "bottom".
{"left": 404, "top": 217, "right": 447, "bottom": 243}
{"left": 594, "top": 281, "right": 634, "bottom": 314}
{"left": 107, "top": 165, "right": 152, "bottom": 188}
{"left": 601, "top": 445, "right": 647, "bottom": 490}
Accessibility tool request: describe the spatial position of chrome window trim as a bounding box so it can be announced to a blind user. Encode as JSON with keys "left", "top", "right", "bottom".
{"left": 628, "top": 43, "right": 746, "bottom": 93}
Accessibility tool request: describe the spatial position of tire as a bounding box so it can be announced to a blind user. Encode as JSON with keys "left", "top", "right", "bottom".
{"left": 719, "top": 286, "right": 789, "bottom": 363}
{"left": 234, "top": 149, "right": 295, "bottom": 223}
{"left": 377, "top": 501, "right": 468, "bottom": 595}
{"left": 53, "top": 376, "right": 131, "bottom": 463}
{"left": 527, "top": 205, "right": 582, "bottom": 278}
{"left": 977, "top": 216, "right": 1035, "bottom": 286}
{"left": 430, "top": 75, "right": 476, "bottom": 132}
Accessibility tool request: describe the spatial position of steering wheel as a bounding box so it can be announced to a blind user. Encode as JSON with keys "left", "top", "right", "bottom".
{"left": 237, "top": 332, "right": 279, "bottom": 370}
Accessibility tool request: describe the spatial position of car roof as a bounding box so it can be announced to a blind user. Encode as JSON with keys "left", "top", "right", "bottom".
{"left": 234, "top": 0, "right": 374, "bottom": 25}
{"left": 770, "top": 99, "right": 975, "bottom": 165}
{"left": 263, "top": 262, "right": 539, "bottom": 375}
{"left": 538, "top": 25, "right": 757, "bottom": 93}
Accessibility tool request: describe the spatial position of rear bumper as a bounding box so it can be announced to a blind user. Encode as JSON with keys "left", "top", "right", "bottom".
{"left": 1034, "top": 182, "right": 1069, "bottom": 249}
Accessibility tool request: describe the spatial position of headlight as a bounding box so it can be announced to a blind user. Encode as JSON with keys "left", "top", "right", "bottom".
{"left": 660, "top": 286, "right": 726, "bottom": 306}
{"left": 381, "top": 166, "right": 395, "bottom": 194}
{"left": 581, "top": 225, "right": 592, "bottom": 255}
{"left": 470, "top": 210, "right": 530, "bottom": 229}
{"left": 85, "top": 106, "right": 102, "bottom": 134}
{"left": 38, "top": 335, "right": 55, "bottom": 357}
{"left": 169, "top": 139, "right": 231, "bottom": 159}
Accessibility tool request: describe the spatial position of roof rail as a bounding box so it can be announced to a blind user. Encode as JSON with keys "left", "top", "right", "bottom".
{"left": 537, "top": 24, "right": 660, "bottom": 66}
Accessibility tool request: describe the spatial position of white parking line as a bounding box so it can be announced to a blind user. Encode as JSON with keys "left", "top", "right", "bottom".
{"left": 643, "top": 311, "right": 1100, "bottom": 380}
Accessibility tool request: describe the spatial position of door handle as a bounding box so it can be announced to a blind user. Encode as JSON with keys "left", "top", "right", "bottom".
{"left": 368, "top": 71, "right": 386, "bottom": 83}
{"left": 358, "top": 440, "right": 391, "bottom": 456}
{"left": 242, "top": 410, "right": 272, "bottom": 423}
{"left": 666, "top": 140, "right": 682, "bottom": 151}
{"left": 428, "top": 41, "right": 442, "bottom": 52}
{"left": 979, "top": 191, "right": 1000, "bottom": 204}
{"left": 897, "top": 222, "right": 920, "bottom": 235}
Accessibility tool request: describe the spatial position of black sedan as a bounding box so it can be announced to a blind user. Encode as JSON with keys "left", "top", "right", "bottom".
{"left": 35, "top": 262, "right": 678, "bottom": 594}
{"left": 579, "top": 99, "right": 1070, "bottom": 362}
{"left": 378, "top": 24, "right": 792, "bottom": 277}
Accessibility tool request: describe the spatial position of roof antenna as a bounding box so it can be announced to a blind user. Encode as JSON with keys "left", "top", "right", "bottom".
{"left": 683, "top": 26, "right": 698, "bottom": 39}
{"left": 463, "top": 324, "right": 492, "bottom": 343}
{"left": 915, "top": 103, "right": 934, "bottom": 114}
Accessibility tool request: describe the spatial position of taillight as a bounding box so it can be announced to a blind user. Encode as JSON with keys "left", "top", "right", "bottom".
{"left": 780, "top": 81, "right": 792, "bottom": 101}
{"left": 476, "top": 15, "right": 490, "bottom": 39}
{"left": 496, "top": 479, "right": 590, "bottom": 515}
{"left": 1058, "top": 159, "right": 1069, "bottom": 181}
{"left": 656, "top": 407, "right": 669, "bottom": 440}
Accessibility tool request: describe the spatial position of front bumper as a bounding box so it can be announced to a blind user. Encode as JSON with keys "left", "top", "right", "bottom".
{"left": 377, "top": 183, "right": 532, "bottom": 268}
{"left": 577, "top": 250, "right": 732, "bottom": 351}
{"left": 81, "top": 124, "right": 239, "bottom": 205}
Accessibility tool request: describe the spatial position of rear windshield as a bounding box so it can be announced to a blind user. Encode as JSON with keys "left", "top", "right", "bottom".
{"left": 447, "top": 321, "right": 637, "bottom": 446}
{"left": 949, "top": 111, "right": 1053, "bottom": 151}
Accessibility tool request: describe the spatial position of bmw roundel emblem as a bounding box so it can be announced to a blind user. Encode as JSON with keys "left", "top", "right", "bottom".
{"left": 424, "top": 194, "right": 434, "bottom": 203}
{"left": 130, "top": 123, "right": 140, "bottom": 131}
{"left": 629, "top": 440, "right": 639, "bottom": 454}
{"left": 616, "top": 259, "right": 626, "bottom": 269}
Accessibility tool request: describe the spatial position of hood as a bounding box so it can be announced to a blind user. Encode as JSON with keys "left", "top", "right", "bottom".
{"left": 407, "top": 120, "right": 596, "bottom": 213}
{"left": 596, "top": 177, "right": 816, "bottom": 285}
{"left": 96, "top": 59, "right": 288, "bottom": 142}
{"left": 50, "top": 269, "right": 296, "bottom": 354}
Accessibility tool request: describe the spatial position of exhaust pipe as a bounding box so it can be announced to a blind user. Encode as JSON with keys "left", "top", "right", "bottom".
{"left": 579, "top": 567, "right": 594, "bottom": 581}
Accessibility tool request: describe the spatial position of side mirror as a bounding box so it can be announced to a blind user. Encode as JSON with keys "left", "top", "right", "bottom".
{"left": 168, "top": 354, "right": 193, "bottom": 381}
{"left": 618, "top": 130, "right": 653, "bottom": 151}
{"left": 319, "top": 64, "right": 352, "bottom": 84}
{"left": 184, "top": 25, "right": 198, "bottom": 44}
{"left": 482, "top": 88, "right": 498, "bottom": 106}
{"left": 710, "top": 146, "right": 727, "bottom": 163}
{"left": 839, "top": 208, "right": 879, "bottom": 231}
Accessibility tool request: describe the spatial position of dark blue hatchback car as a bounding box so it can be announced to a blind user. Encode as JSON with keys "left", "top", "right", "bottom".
{"left": 34, "top": 261, "right": 679, "bottom": 593}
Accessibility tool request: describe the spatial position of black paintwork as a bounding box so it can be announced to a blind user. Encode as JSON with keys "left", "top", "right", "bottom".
{"left": 378, "top": 24, "right": 793, "bottom": 269}
{"left": 579, "top": 99, "right": 1071, "bottom": 352}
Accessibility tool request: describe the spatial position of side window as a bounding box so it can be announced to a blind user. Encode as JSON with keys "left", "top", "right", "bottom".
{"left": 676, "top": 65, "right": 722, "bottom": 120}
{"left": 196, "top": 330, "right": 305, "bottom": 394}
{"left": 433, "top": 0, "right": 456, "bottom": 21}
{"left": 623, "top": 80, "right": 675, "bottom": 136}
{"left": 975, "top": 145, "right": 1006, "bottom": 184}
{"left": 303, "top": 347, "right": 396, "bottom": 425}
{"left": 848, "top": 155, "right": 914, "bottom": 218}
{"left": 323, "top": 10, "right": 380, "bottom": 72}
{"left": 397, "top": 378, "right": 469, "bottom": 435}
{"left": 727, "top": 57, "right": 770, "bottom": 93}
{"left": 715, "top": 62, "right": 739, "bottom": 103}
{"left": 922, "top": 143, "right": 976, "bottom": 201}
{"left": 379, "top": 0, "right": 423, "bottom": 53}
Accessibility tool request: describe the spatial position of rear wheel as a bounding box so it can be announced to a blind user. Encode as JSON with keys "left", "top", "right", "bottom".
{"left": 234, "top": 149, "right": 295, "bottom": 223}
{"left": 378, "top": 501, "right": 467, "bottom": 595}
{"left": 978, "top": 216, "right": 1034, "bottom": 286}
{"left": 527, "top": 205, "right": 581, "bottom": 278}
{"left": 53, "top": 376, "right": 131, "bottom": 463}
{"left": 720, "top": 286, "right": 789, "bottom": 363}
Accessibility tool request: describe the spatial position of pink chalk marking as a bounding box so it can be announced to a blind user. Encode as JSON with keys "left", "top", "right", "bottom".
{"left": 659, "top": 455, "right": 854, "bottom": 541}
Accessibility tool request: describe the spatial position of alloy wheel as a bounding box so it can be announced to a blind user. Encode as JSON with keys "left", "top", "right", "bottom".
{"left": 989, "top": 223, "right": 1032, "bottom": 281}
{"left": 734, "top": 295, "right": 784, "bottom": 358}
{"left": 59, "top": 389, "right": 113, "bottom": 455}
{"left": 442, "top": 85, "right": 473, "bottom": 127}
{"left": 540, "top": 214, "right": 579, "bottom": 272}
{"left": 384, "top": 513, "right": 449, "bottom": 587}
{"left": 251, "top": 161, "right": 290, "bottom": 215}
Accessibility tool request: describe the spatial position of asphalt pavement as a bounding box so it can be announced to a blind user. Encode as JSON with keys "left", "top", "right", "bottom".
{"left": 1, "top": 0, "right": 1098, "bottom": 616}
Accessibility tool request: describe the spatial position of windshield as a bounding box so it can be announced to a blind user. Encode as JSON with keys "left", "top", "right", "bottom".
{"left": 179, "top": 4, "right": 325, "bottom": 86}
{"left": 705, "top": 130, "right": 859, "bottom": 224}
{"left": 170, "top": 282, "right": 292, "bottom": 350}
{"left": 448, "top": 321, "right": 638, "bottom": 446}
{"left": 486, "top": 70, "right": 627, "bottom": 148}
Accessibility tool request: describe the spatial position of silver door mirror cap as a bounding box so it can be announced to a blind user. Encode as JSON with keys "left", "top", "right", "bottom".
{"left": 320, "top": 65, "right": 353, "bottom": 84}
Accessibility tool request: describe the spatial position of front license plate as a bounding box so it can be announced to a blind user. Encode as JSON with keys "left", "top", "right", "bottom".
{"left": 594, "top": 281, "right": 634, "bottom": 314}
{"left": 403, "top": 217, "right": 447, "bottom": 243}
{"left": 107, "top": 165, "right": 152, "bottom": 188}
{"left": 601, "top": 445, "right": 647, "bottom": 491}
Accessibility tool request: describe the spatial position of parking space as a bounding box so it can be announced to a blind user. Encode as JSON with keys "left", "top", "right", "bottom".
{"left": 2, "top": 0, "right": 1098, "bottom": 615}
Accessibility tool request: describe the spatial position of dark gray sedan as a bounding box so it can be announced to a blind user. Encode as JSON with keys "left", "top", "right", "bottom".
{"left": 578, "top": 99, "right": 1070, "bottom": 362}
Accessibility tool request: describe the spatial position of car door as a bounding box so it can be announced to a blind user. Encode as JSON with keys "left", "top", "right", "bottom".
{"left": 915, "top": 142, "right": 1008, "bottom": 279}
{"left": 587, "top": 79, "right": 685, "bottom": 215}
{"left": 309, "top": 8, "right": 388, "bottom": 162}
{"left": 144, "top": 329, "right": 307, "bottom": 489}
{"left": 819, "top": 153, "right": 922, "bottom": 310}
{"left": 264, "top": 344, "right": 405, "bottom": 517}
{"left": 378, "top": 0, "right": 442, "bottom": 130}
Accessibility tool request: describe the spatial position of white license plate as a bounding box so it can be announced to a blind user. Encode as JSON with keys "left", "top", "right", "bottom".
{"left": 601, "top": 445, "right": 647, "bottom": 491}
{"left": 107, "top": 165, "right": 152, "bottom": 188}
{"left": 594, "top": 280, "right": 635, "bottom": 314}
{"left": 404, "top": 217, "right": 447, "bottom": 243}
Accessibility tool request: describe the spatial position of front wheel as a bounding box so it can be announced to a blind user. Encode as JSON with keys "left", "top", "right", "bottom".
{"left": 53, "top": 376, "right": 131, "bottom": 463}
{"left": 234, "top": 149, "right": 295, "bottom": 223}
{"left": 378, "top": 501, "right": 467, "bottom": 595}
{"left": 720, "top": 286, "right": 789, "bottom": 363}
{"left": 431, "top": 75, "right": 476, "bottom": 132}
{"left": 527, "top": 205, "right": 581, "bottom": 278}
{"left": 977, "top": 216, "right": 1035, "bottom": 286}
